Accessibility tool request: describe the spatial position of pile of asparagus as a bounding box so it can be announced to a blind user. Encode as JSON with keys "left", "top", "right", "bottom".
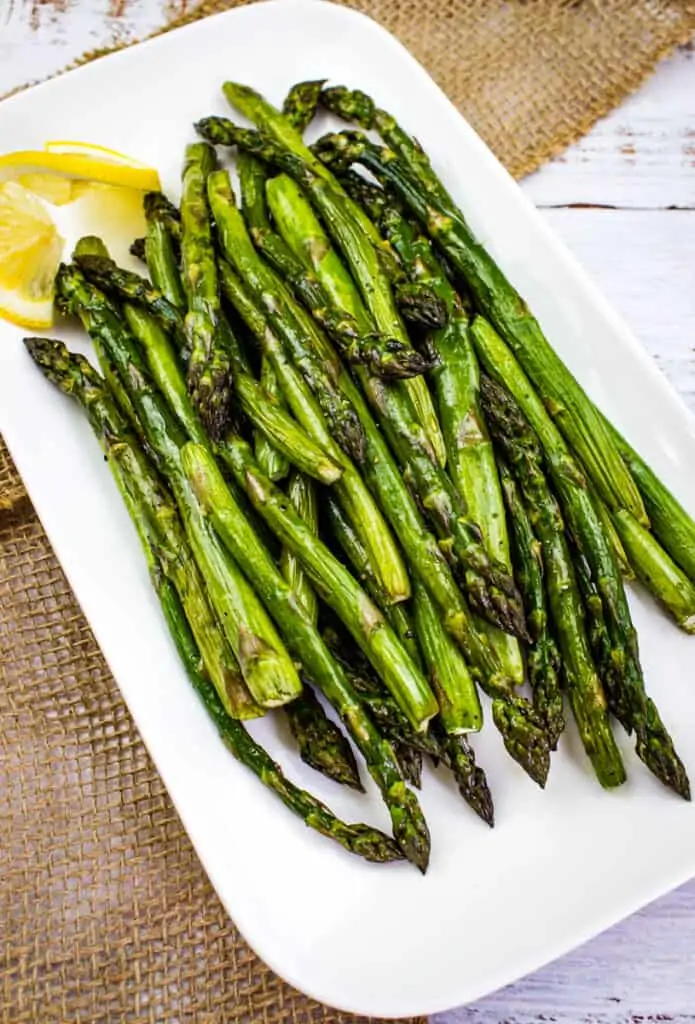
{"left": 26, "top": 79, "right": 695, "bottom": 872}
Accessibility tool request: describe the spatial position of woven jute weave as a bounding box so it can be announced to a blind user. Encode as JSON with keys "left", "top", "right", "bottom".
{"left": 2, "top": 2, "right": 694, "bottom": 1021}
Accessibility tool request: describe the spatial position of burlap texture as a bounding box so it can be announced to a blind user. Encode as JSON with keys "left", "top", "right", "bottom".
{"left": 2, "top": 2, "right": 695, "bottom": 1021}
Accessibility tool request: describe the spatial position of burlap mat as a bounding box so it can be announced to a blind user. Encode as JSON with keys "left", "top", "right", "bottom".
{"left": 2, "top": 2, "right": 695, "bottom": 1021}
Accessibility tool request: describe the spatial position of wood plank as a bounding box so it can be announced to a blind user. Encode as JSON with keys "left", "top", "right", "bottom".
{"left": 538, "top": 208, "right": 695, "bottom": 409}
{"left": 526, "top": 46, "right": 695, "bottom": 211}
{"left": 434, "top": 879, "right": 695, "bottom": 1023}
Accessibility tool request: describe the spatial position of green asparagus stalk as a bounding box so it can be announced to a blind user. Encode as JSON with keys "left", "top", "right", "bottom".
{"left": 143, "top": 191, "right": 187, "bottom": 312}
{"left": 412, "top": 577, "right": 483, "bottom": 736}
{"left": 263, "top": 168, "right": 527, "bottom": 640}
{"left": 280, "top": 471, "right": 319, "bottom": 622}
{"left": 393, "top": 741, "right": 424, "bottom": 789}
{"left": 479, "top": 368, "right": 690, "bottom": 794}
{"left": 283, "top": 686, "right": 364, "bottom": 791}
{"left": 181, "top": 441, "right": 431, "bottom": 870}
{"left": 200, "top": 107, "right": 446, "bottom": 466}
{"left": 55, "top": 264, "right": 302, "bottom": 712}
{"left": 280, "top": 471, "right": 364, "bottom": 791}
{"left": 322, "top": 491, "right": 422, "bottom": 671}
{"left": 312, "top": 124, "right": 647, "bottom": 525}
{"left": 254, "top": 354, "right": 290, "bottom": 481}
{"left": 592, "top": 487, "right": 634, "bottom": 581}
{"left": 602, "top": 415, "right": 695, "bottom": 585}
{"left": 74, "top": 252, "right": 185, "bottom": 349}
{"left": 234, "top": 153, "right": 289, "bottom": 481}
{"left": 611, "top": 508, "right": 695, "bottom": 633}
{"left": 238, "top": 157, "right": 426, "bottom": 380}
{"left": 497, "top": 460, "right": 565, "bottom": 749}
{"left": 282, "top": 79, "right": 326, "bottom": 132}
{"left": 217, "top": 258, "right": 411, "bottom": 605}
{"left": 180, "top": 142, "right": 233, "bottom": 441}
{"left": 24, "top": 336, "right": 261, "bottom": 721}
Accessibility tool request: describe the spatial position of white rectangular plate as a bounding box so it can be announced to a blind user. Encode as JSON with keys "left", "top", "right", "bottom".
{"left": 2, "top": 1, "right": 695, "bottom": 1016}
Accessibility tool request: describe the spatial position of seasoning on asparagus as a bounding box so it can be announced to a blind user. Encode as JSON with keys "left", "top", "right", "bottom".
{"left": 497, "top": 460, "right": 565, "bottom": 749}
{"left": 282, "top": 78, "right": 326, "bottom": 133}
{"left": 180, "top": 142, "right": 233, "bottom": 441}
{"left": 142, "top": 191, "right": 186, "bottom": 312}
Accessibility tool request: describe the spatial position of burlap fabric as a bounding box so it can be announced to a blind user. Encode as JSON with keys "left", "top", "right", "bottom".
{"left": 2, "top": 2, "right": 694, "bottom": 1021}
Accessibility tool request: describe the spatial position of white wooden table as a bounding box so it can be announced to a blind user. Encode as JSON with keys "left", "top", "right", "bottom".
{"left": 3, "top": 5, "right": 695, "bottom": 1020}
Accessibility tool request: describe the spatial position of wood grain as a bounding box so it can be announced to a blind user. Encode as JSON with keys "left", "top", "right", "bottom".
{"left": 1, "top": 8, "right": 695, "bottom": 1022}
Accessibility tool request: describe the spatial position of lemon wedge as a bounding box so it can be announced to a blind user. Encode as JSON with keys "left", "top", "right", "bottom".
{"left": 0, "top": 182, "right": 63, "bottom": 329}
{"left": 0, "top": 148, "right": 160, "bottom": 193}
{"left": 44, "top": 140, "right": 153, "bottom": 169}
{"left": 16, "top": 173, "right": 75, "bottom": 206}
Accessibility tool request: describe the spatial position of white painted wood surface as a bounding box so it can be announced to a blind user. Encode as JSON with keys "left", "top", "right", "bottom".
{"left": 2, "top": 7, "right": 695, "bottom": 1020}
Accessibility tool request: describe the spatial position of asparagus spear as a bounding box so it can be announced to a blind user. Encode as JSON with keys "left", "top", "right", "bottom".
{"left": 37, "top": 343, "right": 395, "bottom": 862}
{"left": 284, "top": 686, "right": 364, "bottom": 791}
{"left": 280, "top": 471, "right": 364, "bottom": 791}
{"left": 263, "top": 168, "right": 528, "bottom": 641}
{"left": 254, "top": 353, "right": 290, "bottom": 481}
{"left": 218, "top": 258, "right": 411, "bottom": 606}
{"left": 180, "top": 142, "right": 233, "bottom": 442}
{"left": 239, "top": 156, "right": 426, "bottom": 380}
{"left": 199, "top": 107, "right": 446, "bottom": 467}
{"left": 142, "top": 191, "right": 187, "bottom": 312}
{"left": 233, "top": 153, "right": 288, "bottom": 482}
{"left": 55, "top": 264, "right": 302, "bottom": 712}
{"left": 312, "top": 124, "right": 647, "bottom": 526}
{"left": 610, "top": 508, "right": 695, "bottom": 633}
{"left": 24, "top": 336, "right": 261, "bottom": 721}
{"left": 602, "top": 415, "right": 695, "bottom": 586}
{"left": 479, "top": 366, "right": 689, "bottom": 796}
{"left": 280, "top": 471, "right": 319, "bottom": 620}
{"left": 282, "top": 78, "right": 325, "bottom": 132}
{"left": 325, "top": 626, "right": 494, "bottom": 824}
{"left": 182, "top": 441, "right": 431, "bottom": 869}
{"left": 75, "top": 252, "right": 185, "bottom": 349}
{"left": 412, "top": 577, "right": 483, "bottom": 736}
{"left": 497, "top": 460, "right": 565, "bottom": 749}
